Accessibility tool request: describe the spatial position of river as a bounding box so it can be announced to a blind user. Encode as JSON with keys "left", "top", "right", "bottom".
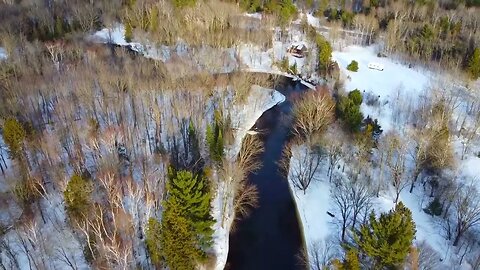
{"left": 226, "top": 78, "right": 308, "bottom": 270}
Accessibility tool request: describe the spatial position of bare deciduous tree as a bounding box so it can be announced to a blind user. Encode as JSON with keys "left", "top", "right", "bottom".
{"left": 383, "top": 131, "right": 408, "bottom": 204}
{"left": 292, "top": 91, "right": 335, "bottom": 145}
{"left": 331, "top": 175, "right": 353, "bottom": 242}
{"left": 416, "top": 240, "right": 442, "bottom": 270}
{"left": 298, "top": 237, "right": 340, "bottom": 270}
{"left": 284, "top": 144, "right": 323, "bottom": 194}
{"left": 452, "top": 182, "right": 480, "bottom": 246}
{"left": 219, "top": 135, "right": 263, "bottom": 227}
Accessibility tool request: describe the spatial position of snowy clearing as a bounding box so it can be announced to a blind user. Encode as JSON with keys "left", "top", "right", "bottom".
{"left": 332, "top": 45, "right": 432, "bottom": 131}
{"left": 290, "top": 44, "right": 480, "bottom": 269}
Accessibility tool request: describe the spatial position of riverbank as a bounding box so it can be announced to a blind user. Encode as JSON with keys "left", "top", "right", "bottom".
{"left": 226, "top": 79, "right": 307, "bottom": 270}
{"left": 212, "top": 84, "right": 286, "bottom": 270}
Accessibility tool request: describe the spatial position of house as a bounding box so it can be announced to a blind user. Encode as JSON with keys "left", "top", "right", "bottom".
{"left": 288, "top": 43, "right": 308, "bottom": 58}
{"left": 368, "top": 62, "right": 384, "bottom": 71}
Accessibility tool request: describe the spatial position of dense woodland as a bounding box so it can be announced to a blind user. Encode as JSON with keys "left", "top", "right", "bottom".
{"left": 0, "top": 0, "right": 480, "bottom": 269}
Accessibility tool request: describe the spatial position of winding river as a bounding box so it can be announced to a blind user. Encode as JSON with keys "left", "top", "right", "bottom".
{"left": 226, "top": 78, "right": 308, "bottom": 270}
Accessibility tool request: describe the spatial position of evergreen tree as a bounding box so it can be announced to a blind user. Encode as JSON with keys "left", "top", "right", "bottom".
{"left": 64, "top": 174, "right": 93, "bottom": 221}
{"left": 2, "top": 118, "right": 26, "bottom": 159}
{"left": 55, "top": 17, "right": 64, "bottom": 38}
{"left": 160, "top": 199, "right": 200, "bottom": 270}
{"left": 146, "top": 218, "right": 163, "bottom": 265}
{"left": 188, "top": 121, "right": 201, "bottom": 165}
{"left": 354, "top": 202, "right": 416, "bottom": 269}
{"left": 315, "top": 34, "right": 332, "bottom": 73}
{"left": 348, "top": 89, "right": 363, "bottom": 106}
{"left": 332, "top": 249, "right": 360, "bottom": 270}
{"left": 167, "top": 169, "right": 214, "bottom": 251}
{"left": 337, "top": 93, "right": 363, "bottom": 132}
{"left": 467, "top": 47, "right": 480, "bottom": 79}
{"left": 124, "top": 22, "right": 133, "bottom": 43}
{"left": 173, "top": 0, "right": 196, "bottom": 8}
{"left": 206, "top": 113, "right": 224, "bottom": 163}
{"left": 149, "top": 7, "right": 159, "bottom": 32}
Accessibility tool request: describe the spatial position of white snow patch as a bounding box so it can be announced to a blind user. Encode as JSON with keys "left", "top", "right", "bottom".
{"left": 244, "top": 13, "right": 263, "bottom": 20}
{"left": 332, "top": 45, "right": 432, "bottom": 131}
{"left": 287, "top": 146, "right": 333, "bottom": 246}
{"left": 0, "top": 47, "right": 7, "bottom": 60}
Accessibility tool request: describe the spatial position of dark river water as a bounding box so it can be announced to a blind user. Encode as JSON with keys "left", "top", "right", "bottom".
{"left": 226, "top": 79, "right": 308, "bottom": 270}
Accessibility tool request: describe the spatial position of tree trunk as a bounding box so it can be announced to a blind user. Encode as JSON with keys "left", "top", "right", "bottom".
{"left": 453, "top": 230, "right": 462, "bottom": 246}
{"left": 409, "top": 170, "right": 420, "bottom": 193}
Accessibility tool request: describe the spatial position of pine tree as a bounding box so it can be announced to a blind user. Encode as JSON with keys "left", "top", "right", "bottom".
{"left": 146, "top": 218, "right": 163, "bottom": 265}
{"left": 167, "top": 169, "right": 214, "bottom": 251}
{"left": 206, "top": 117, "right": 224, "bottom": 163}
{"left": 149, "top": 7, "right": 159, "bottom": 32}
{"left": 467, "top": 48, "right": 480, "bottom": 79}
{"left": 64, "top": 174, "right": 93, "bottom": 221}
{"left": 160, "top": 200, "right": 200, "bottom": 270}
{"left": 124, "top": 22, "right": 133, "bottom": 43}
{"left": 55, "top": 17, "right": 64, "bottom": 38}
{"left": 316, "top": 34, "right": 332, "bottom": 73}
{"left": 348, "top": 89, "right": 363, "bottom": 106}
{"left": 2, "top": 118, "right": 26, "bottom": 159}
{"left": 354, "top": 202, "right": 416, "bottom": 269}
{"left": 188, "top": 121, "right": 201, "bottom": 164}
{"left": 337, "top": 94, "right": 363, "bottom": 132}
{"left": 332, "top": 249, "right": 360, "bottom": 270}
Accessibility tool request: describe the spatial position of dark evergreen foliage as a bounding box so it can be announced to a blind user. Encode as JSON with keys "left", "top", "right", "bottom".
{"left": 354, "top": 202, "right": 416, "bottom": 269}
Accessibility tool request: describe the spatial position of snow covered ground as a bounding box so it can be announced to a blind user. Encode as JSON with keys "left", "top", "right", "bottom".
{"left": 0, "top": 47, "right": 7, "bottom": 60}
{"left": 289, "top": 44, "right": 480, "bottom": 269}
{"left": 212, "top": 85, "right": 285, "bottom": 270}
{"left": 333, "top": 45, "right": 432, "bottom": 131}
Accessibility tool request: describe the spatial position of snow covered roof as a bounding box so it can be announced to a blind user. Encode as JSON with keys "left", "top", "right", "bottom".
{"left": 290, "top": 42, "right": 307, "bottom": 51}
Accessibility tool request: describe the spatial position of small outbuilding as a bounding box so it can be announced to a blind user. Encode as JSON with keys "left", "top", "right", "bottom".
{"left": 288, "top": 43, "right": 308, "bottom": 58}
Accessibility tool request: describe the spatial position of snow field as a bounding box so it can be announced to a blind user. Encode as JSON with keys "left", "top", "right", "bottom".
{"left": 290, "top": 44, "right": 480, "bottom": 269}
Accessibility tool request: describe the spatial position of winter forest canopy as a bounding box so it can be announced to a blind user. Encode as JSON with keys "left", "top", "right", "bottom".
{"left": 0, "top": 0, "right": 480, "bottom": 269}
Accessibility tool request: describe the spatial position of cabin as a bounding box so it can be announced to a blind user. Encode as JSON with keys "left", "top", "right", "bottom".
{"left": 287, "top": 43, "right": 308, "bottom": 58}
{"left": 368, "top": 62, "right": 384, "bottom": 71}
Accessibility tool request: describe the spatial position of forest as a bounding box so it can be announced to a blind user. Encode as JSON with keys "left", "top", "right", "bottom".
{"left": 0, "top": 0, "right": 479, "bottom": 269}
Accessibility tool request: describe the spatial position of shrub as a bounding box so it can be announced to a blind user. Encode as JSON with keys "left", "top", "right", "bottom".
{"left": 2, "top": 118, "right": 26, "bottom": 158}
{"left": 347, "top": 60, "right": 359, "bottom": 72}
{"left": 64, "top": 174, "right": 93, "bottom": 221}
{"left": 124, "top": 22, "right": 133, "bottom": 43}
{"left": 467, "top": 48, "right": 480, "bottom": 79}
{"left": 289, "top": 62, "right": 298, "bottom": 75}
{"left": 14, "top": 178, "right": 42, "bottom": 205}
{"left": 424, "top": 198, "right": 442, "bottom": 216}
{"left": 277, "top": 57, "right": 290, "bottom": 73}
